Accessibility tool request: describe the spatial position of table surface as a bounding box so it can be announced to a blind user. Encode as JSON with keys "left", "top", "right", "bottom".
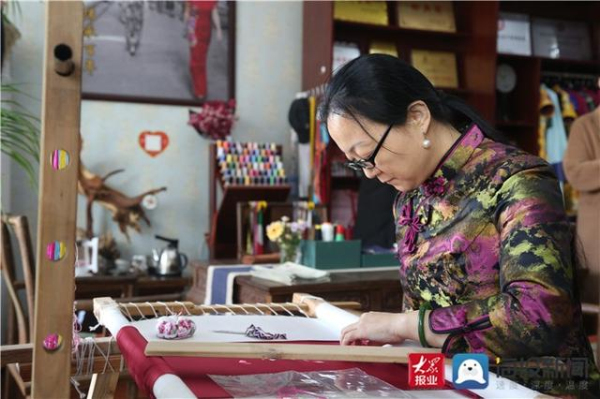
{"left": 187, "top": 261, "right": 403, "bottom": 312}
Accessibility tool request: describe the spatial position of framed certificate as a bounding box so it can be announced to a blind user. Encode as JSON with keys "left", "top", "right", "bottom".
{"left": 397, "top": 1, "right": 456, "bottom": 33}
{"left": 497, "top": 12, "right": 531, "bottom": 56}
{"left": 334, "top": 1, "right": 388, "bottom": 26}
{"left": 369, "top": 41, "right": 398, "bottom": 57}
{"left": 532, "top": 18, "right": 592, "bottom": 60}
{"left": 411, "top": 50, "right": 459, "bottom": 88}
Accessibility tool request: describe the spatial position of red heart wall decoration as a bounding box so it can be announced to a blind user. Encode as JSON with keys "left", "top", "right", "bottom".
{"left": 139, "top": 131, "right": 169, "bottom": 157}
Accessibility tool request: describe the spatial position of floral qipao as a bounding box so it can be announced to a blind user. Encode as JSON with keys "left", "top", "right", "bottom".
{"left": 394, "top": 124, "right": 598, "bottom": 391}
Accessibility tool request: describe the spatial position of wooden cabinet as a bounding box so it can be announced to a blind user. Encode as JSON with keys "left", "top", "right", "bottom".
{"left": 235, "top": 271, "right": 403, "bottom": 312}
{"left": 302, "top": 1, "right": 600, "bottom": 218}
{"left": 494, "top": 1, "right": 600, "bottom": 155}
{"left": 207, "top": 143, "right": 290, "bottom": 260}
{"left": 187, "top": 261, "right": 403, "bottom": 312}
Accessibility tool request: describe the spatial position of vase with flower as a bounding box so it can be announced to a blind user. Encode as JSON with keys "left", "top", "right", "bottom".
{"left": 266, "top": 216, "right": 307, "bottom": 264}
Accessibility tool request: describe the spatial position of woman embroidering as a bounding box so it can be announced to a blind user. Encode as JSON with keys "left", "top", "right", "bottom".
{"left": 320, "top": 54, "right": 598, "bottom": 396}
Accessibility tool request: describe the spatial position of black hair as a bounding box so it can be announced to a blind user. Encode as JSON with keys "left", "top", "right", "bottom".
{"left": 319, "top": 54, "right": 505, "bottom": 142}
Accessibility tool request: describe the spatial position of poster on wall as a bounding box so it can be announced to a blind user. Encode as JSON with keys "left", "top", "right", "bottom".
{"left": 81, "top": 1, "right": 235, "bottom": 106}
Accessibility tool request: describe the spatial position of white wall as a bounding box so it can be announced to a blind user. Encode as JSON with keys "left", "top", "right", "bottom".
{"left": 1, "top": 0, "right": 303, "bottom": 342}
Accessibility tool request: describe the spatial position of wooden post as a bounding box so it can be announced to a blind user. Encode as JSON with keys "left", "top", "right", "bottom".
{"left": 31, "top": 2, "right": 83, "bottom": 397}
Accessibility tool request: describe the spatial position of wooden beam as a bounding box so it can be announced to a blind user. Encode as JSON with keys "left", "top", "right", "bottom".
{"left": 145, "top": 342, "right": 440, "bottom": 363}
{"left": 31, "top": 1, "right": 83, "bottom": 397}
{"left": 94, "top": 296, "right": 362, "bottom": 318}
{"left": 32, "top": 1, "right": 84, "bottom": 395}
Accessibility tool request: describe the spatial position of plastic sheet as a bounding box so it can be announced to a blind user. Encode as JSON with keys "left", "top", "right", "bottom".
{"left": 209, "top": 367, "right": 415, "bottom": 398}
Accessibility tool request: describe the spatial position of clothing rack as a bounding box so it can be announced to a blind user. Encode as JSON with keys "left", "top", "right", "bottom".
{"left": 541, "top": 71, "right": 599, "bottom": 90}
{"left": 541, "top": 71, "right": 598, "bottom": 80}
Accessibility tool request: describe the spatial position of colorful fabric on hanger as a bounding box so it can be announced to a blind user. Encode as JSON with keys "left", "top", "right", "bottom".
{"left": 582, "top": 88, "right": 600, "bottom": 109}
{"left": 584, "top": 88, "right": 600, "bottom": 105}
{"left": 538, "top": 86, "right": 554, "bottom": 160}
{"left": 570, "top": 90, "right": 590, "bottom": 115}
{"left": 552, "top": 85, "right": 577, "bottom": 122}
{"left": 540, "top": 84, "right": 568, "bottom": 186}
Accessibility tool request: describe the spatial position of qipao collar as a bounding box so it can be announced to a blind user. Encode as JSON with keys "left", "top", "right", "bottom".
{"left": 420, "top": 123, "right": 484, "bottom": 198}
{"left": 397, "top": 124, "right": 484, "bottom": 256}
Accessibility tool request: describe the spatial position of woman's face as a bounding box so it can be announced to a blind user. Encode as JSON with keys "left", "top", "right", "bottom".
{"left": 327, "top": 104, "right": 437, "bottom": 192}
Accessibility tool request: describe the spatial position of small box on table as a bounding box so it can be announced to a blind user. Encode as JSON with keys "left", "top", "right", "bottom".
{"left": 300, "top": 240, "right": 361, "bottom": 270}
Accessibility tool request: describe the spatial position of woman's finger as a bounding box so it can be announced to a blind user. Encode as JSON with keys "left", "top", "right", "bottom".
{"left": 340, "top": 322, "right": 358, "bottom": 339}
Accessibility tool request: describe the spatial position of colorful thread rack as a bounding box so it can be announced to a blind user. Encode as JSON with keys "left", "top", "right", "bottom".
{"left": 216, "top": 140, "right": 288, "bottom": 186}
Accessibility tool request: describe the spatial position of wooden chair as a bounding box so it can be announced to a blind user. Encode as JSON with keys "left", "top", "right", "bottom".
{"left": 1, "top": 215, "right": 36, "bottom": 399}
{"left": 1, "top": 215, "right": 36, "bottom": 345}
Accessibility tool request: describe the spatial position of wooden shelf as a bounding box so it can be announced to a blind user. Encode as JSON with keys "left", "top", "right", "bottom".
{"left": 497, "top": 53, "right": 537, "bottom": 62}
{"left": 223, "top": 184, "right": 292, "bottom": 191}
{"left": 303, "top": 0, "right": 599, "bottom": 218}
{"left": 540, "top": 57, "right": 600, "bottom": 73}
{"left": 334, "top": 20, "right": 469, "bottom": 39}
{"left": 208, "top": 143, "right": 291, "bottom": 259}
{"left": 495, "top": 120, "right": 536, "bottom": 129}
{"left": 498, "top": 54, "right": 600, "bottom": 73}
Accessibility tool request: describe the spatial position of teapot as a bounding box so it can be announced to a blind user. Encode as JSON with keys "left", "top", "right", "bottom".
{"left": 152, "top": 235, "right": 188, "bottom": 277}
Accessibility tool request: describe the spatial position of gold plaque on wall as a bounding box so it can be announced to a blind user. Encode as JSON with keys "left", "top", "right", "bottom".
{"left": 397, "top": 1, "right": 456, "bottom": 33}
{"left": 334, "top": 1, "right": 389, "bottom": 26}
{"left": 411, "top": 50, "right": 459, "bottom": 88}
{"left": 369, "top": 41, "right": 398, "bottom": 57}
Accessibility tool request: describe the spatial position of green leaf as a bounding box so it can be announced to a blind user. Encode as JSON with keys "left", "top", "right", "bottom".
{"left": 1, "top": 83, "right": 41, "bottom": 188}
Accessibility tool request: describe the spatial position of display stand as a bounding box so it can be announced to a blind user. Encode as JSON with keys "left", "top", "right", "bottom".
{"left": 207, "top": 143, "right": 291, "bottom": 260}
{"left": 235, "top": 201, "right": 328, "bottom": 263}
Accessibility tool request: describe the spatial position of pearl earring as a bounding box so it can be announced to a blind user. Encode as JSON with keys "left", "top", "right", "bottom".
{"left": 422, "top": 132, "right": 431, "bottom": 149}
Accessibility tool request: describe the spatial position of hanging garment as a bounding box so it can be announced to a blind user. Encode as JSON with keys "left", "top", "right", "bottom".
{"left": 538, "top": 85, "right": 555, "bottom": 160}
{"left": 540, "top": 84, "right": 568, "bottom": 188}
{"left": 552, "top": 85, "right": 577, "bottom": 123}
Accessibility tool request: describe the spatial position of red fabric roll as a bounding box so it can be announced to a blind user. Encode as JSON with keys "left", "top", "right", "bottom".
{"left": 117, "top": 326, "right": 476, "bottom": 398}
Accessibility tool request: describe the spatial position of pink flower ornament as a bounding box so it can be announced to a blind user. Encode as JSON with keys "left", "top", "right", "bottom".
{"left": 156, "top": 316, "right": 196, "bottom": 340}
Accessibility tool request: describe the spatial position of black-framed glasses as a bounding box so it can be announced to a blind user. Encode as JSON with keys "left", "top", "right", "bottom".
{"left": 344, "top": 124, "right": 394, "bottom": 171}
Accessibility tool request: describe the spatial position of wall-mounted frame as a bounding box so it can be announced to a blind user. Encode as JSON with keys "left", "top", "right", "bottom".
{"left": 82, "top": 0, "right": 235, "bottom": 106}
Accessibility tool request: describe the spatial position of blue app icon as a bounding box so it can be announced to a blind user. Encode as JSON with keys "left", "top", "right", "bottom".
{"left": 452, "top": 353, "right": 489, "bottom": 389}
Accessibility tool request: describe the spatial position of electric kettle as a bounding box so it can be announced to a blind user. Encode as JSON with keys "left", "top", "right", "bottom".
{"left": 152, "top": 235, "right": 188, "bottom": 277}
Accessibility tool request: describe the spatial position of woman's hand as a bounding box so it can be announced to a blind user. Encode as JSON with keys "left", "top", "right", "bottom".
{"left": 340, "top": 312, "right": 407, "bottom": 346}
